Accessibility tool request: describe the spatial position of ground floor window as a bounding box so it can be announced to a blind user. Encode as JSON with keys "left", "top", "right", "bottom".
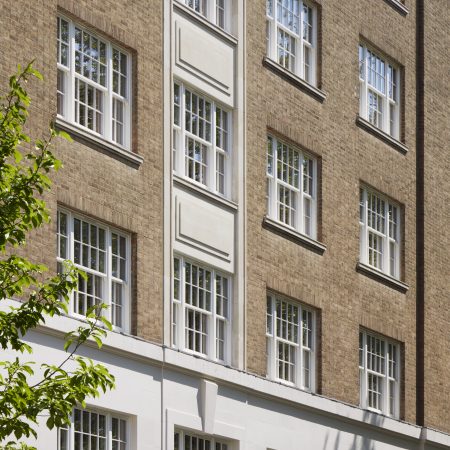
{"left": 174, "top": 430, "right": 229, "bottom": 450}
{"left": 58, "top": 407, "right": 128, "bottom": 450}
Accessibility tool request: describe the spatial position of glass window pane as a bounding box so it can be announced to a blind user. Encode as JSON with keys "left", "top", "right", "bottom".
{"left": 59, "top": 17, "right": 130, "bottom": 147}
{"left": 361, "top": 331, "right": 399, "bottom": 416}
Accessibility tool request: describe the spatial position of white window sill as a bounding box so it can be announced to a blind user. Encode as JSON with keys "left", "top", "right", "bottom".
{"left": 68, "top": 311, "right": 129, "bottom": 335}
{"left": 263, "top": 216, "right": 326, "bottom": 255}
{"left": 262, "top": 57, "right": 327, "bottom": 103}
{"left": 383, "top": 0, "right": 409, "bottom": 16}
{"left": 173, "top": 174, "right": 238, "bottom": 211}
{"left": 55, "top": 118, "right": 143, "bottom": 168}
{"left": 174, "top": 347, "right": 231, "bottom": 367}
{"left": 271, "top": 376, "right": 313, "bottom": 393}
{"left": 356, "top": 262, "right": 409, "bottom": 293}
{"left": 174, "top": 1, "right": 237, "bottom": 46}
{"left": 363, "top": 405, "right": 398, "bottom": 420}
{"left": 356, "top": 115, "right": 408, "bottom": 155}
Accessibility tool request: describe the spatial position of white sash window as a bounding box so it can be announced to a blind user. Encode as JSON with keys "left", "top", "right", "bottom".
{"left": 57, "top": 16, "right": 131, "bottom": 149}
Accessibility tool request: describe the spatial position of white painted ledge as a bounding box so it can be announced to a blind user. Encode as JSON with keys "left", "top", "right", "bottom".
{"left": 356, "top": 262, "right": 409, "bottom": 293}
{"left": 5, "top": 300, "right": 449, "bottom": 445}
{"left": 55, "top": 119, "right": 144, "bottom": 168}
{"left": 173, "top": 175, "right": 238, "bottom": 211}
{"left": 262, "top": 57, "right": 327, "bottom": 103}
{"left": 356, "top": 115, "right": 409, "bottom": 155}
{"left": 162, "top": 348, "right": 421, "bottom": 439}
{"left": 423, "top": 427, "right": 450, "bottom": 448}
{"left": 17, "top": 307, "right": 421, "bottom": 441}
{"left": 263, "top": 216, "right": 326, "bottom": 254}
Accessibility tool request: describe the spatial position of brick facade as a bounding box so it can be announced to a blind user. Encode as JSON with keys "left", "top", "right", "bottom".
{"left": 246, "top": 0, "right": 418, "bottom": 422}
{"left": 0, "top": 0, "right": 449, "bottom": 439}
{"left": 422, "top": 0, "right": 450, "bottom": 433}
{"left": 0, "top": 0, "right": 164, "bottom": 344}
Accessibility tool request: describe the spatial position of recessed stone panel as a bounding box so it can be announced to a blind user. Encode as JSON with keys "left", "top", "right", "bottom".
{"left": 173, "top": 12, "right": 235, "bottom": 107}
{"left": 173, "top": 186, "right": 234, "bottom": 272}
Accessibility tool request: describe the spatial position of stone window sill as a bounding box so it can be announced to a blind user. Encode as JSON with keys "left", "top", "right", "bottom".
{"left": 356, "top": 116, "right": 408, "bottom": 155}
{"left": 262, "top": 57, "right": 327, "bottom": 103}
{"left": 263, "top": 217, "right": 326, "bottom": 255}
{"left": 55, "top": 119, "right": 143, "bottom": 168}
{"left": 173, "top": 175, "right": 238, "bottom": 211}
{"left": 356, "top": 262, "right": 409, "bottom": 293}
{"left": 383, "top": 0, "right": 409, "bottom": 16}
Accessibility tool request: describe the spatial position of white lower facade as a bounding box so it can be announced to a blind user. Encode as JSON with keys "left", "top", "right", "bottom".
{"left": 5, "top": 313, "right": 450, "bottom": 450}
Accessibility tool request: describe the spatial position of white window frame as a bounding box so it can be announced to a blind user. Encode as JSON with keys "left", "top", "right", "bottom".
{"left": 174, "top": 429, "right": 229, "bottom": 450}
{"left": 359, "top": 43, "right": 401, "bottom": 139}
{"left": 266, "top": 294, "right": 316, "bottom": 391}
{"left": 266, "top": 135, "right": 318, "bottom": 239}
{"left": 57, "top": 16, "right": 132, "bottom": 150}
{"left": 359, "top": 330, "right": 400, "bottom": 418}
{"left": 173, "top": 81, "right": 232, "bottom": 198}
{"left": 266, "top": 0, "right": 317, "bottom": 85}
{"left": 359, "top": 187, "right": 401, "bottom": 279}
{"left": 177, "top": 0, "right": 232, "bottom": 32}
{"left": 58, "top": 407, "right": 129, "bottom": 450}
{"left": 57, "top": 209, "right": 131, "bottom": 332}
{"left": 172, "top": 256, "right": 231, "bottom": 364}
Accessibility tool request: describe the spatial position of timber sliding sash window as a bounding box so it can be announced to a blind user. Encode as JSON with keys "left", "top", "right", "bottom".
{"left": 359, "top": 330, "right": 400, "bottom": 418}
{"left": 173, "top": 82, "right": 231, "bottom": 197}
{"left": 359, "top": 43, "right": 401, "bottom": 139}
{"left": 266, "top": 294, "right": 315, "bottom": 391}
{"left": 58, "top": 408, "right": 128, "bottom": 450}
{"left": 174, "top": 430, "right": 229, "bottom": 450}
{"left": 266, "top": 135, "right": 317, "bottom": 239}
{"left": 57, "top": 16, "right": 131, "bottom": 149}
{"left": 57, "top": 209, "right": 131, "bottom": 332}
{"left": 266, "top": 0, "right": 317, "bottom": 85}
{"left": 359, "top": 187, "right": 401, "bottom": 279}
{"left": 172, "top": 256, "right": 231, "bottom": 364}
{"left": 177, "top": 0, "right": 231, "bottom": 32}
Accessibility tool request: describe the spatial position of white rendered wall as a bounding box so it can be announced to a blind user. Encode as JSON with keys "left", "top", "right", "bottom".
{"left": 3, "top": 315, "right": 449, "bottom": 450}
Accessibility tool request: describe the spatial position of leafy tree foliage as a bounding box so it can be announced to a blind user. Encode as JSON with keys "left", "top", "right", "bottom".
{"left": 0, "top": 63, "right": 115, "bottom": 449}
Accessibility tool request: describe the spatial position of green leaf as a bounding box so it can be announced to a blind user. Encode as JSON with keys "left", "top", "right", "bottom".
{"left": 30, "top": 68, "right": 43, "bottom": 81}
{"left": 63, "top": 338, "right": 73, "bottom": 352}
{"left": 99, "top": 316, "right": 113, "bottom": 331}
{"left": 0, "top": 62, "right": 115, "bottom": 446}
{"left": 92, "top": 335, "right": 103, "bottom": 348}
{"left": 55, "top": 129, "right": 73, "bottom": 142}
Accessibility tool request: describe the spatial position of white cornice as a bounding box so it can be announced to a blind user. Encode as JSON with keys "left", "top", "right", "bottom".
{"left": 4, "top": 299, "right": 446, "bottom": 446}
